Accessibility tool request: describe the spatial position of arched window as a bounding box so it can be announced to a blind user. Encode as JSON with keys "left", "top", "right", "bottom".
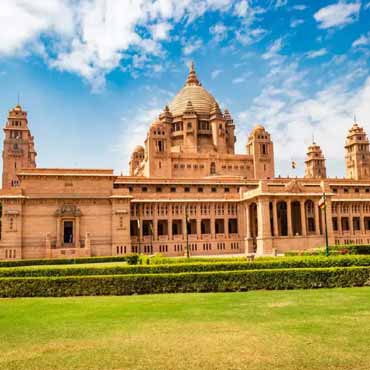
{"left": 210, "top": 162, "right": 216, "bottom": 175}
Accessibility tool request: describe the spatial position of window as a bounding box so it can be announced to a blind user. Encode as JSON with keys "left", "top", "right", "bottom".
{"left": 355, "top": 188, "right": 360, "bottom": 193}
{"left": 332, "top": 188, "right": 338, "bottom": 193}
{"left": 156, "top": 187, "right": 162, "bottom": 193}
{"left": 344, "top": 188, "right": 349, "bottom": 193}
{"left": 211, "top": 187, "right": 217, "bottom": 193}
{"left": 142, "top": 186, "right": 148, "bottom": 192}
{"left": 172, "top": 220, "right": 182, "bottom": 235}
{"left": 170, "top": 187, "right": 176, "bottom": 193}
{"left": 224, "top": 187, "right": 230, "bottom": 193}
{"left": 63, "top": 221, "right": 73, "bottom": 244}
{"left": 198, "top": 187, "right": 203, "bottom": 193}
{"left": 130, "top": 221, "right": 139, "bottom": 236}
{"left": 332, "top": 217, "right": 338, "bottom": 231}
{"left": 215, "top": 219, "right": 224, "bottom": 234}
{"left": 184, "top": 187, "right": 190, "bottom": 193}
{"left": 128, "top": 186, "right": 133, "bottom": 192}
{"left": 228, "top": 218, "right": 238, "bottom": 234}
{"left": 142, "top": 220, "right": 153, "bottom": 236}
{"left": 201, "top": 219, "right": 211, "bottom": 234}
{"left": 210, "top": 162, "right": 216, "bottom": 175}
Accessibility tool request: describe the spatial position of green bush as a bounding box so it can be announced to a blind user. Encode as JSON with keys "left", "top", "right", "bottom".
{"left": 0, "top": 266, "right": 369, "bottom": 297}
{"left": 286, "top": 245, "right": 370, "bottom": 256}
{"left": 2, "top": 255, "right": 370, "bottom": 278}
{"left": 0, "top": 255, "right": 129, "bottom": 268}
{"left": 125, "top": 254, "right": 139, "bottom": 265}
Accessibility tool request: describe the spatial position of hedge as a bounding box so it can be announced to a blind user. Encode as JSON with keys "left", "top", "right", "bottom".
{"left": 0, "top": 254, "right": 142, "bottom": 268}
{"left": 2, "top": 255, "right": 370, "bottom": 278}
{"left": 0, "top": 266, "right": 369, "bottom": 297}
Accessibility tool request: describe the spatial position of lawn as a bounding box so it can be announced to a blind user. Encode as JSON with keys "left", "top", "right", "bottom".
{"left": 1, "top": 288, "right": 370, "bottom": 370}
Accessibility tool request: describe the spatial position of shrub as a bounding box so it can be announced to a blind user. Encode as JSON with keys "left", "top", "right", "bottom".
{"left": 0, "top": 255, "right": 128, "bottom": 268}
{"left": 0, "top": 266, "right": 369, "bottom": 297}
{"left": 125, "top": 254, "right": 139, "bottom": 265}
{"left": 2, "top": 255, "right": 370, "bottom": 278}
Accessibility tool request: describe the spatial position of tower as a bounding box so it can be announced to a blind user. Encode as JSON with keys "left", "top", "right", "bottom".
{"left": 2, "top": 104, "right": 37, "bottom": 189}
{"left": 246, "top": 125, "right": 275, "bottom": 179}
{"left": 345, "top": 121, "right": 370, "bottom": 180}
{"left": 304, "top": 141, "right": 327, "bottom": 179}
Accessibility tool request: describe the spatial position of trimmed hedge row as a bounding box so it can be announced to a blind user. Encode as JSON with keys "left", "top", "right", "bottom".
{"left": 0, "top": 267, "right": 369, "bottom": 297}
{"left": 2, "top": 255, "right": 370, "bottom": 278}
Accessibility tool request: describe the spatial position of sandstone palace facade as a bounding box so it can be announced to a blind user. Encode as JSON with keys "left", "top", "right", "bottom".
{"left": 1, "top": 64, "right": 370, "bottom": 260}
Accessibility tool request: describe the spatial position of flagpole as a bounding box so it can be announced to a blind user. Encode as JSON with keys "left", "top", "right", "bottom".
{"left": 323, "top": 192, "right": 329, "bottom": 257}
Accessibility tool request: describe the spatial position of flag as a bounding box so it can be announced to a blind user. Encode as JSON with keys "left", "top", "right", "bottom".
{"left": 318, "top": 195, "right": 326, "bottom": 209}
{"left": 291, "top": 160, "right": 297, "bottom": 169}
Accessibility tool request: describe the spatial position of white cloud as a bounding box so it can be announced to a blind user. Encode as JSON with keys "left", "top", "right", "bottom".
{"left": 305, "top": 48, "right": 327, "bottom": 59}
{"left": 314, "top": 2, "right": 361, "bottom": 29}
{"left": 0, "top": 0, "right": 235, "bottom": 90}
{"left": 292, "top": 5, "right": 307, "bottom": 11}
{"left": 352, "top": 33, "right": 370, "bottom": 48}
{"left": 262, "top": 38, "right": 283, "bottom": 60}
{"left": 365, "top": 2, "right": 370, "bottom": 10}
{"left": 150, "top": 22, "right": 173, "bottom": 41}
{"left": 210, "top": 22, "right": 228, "bottom": 42}
{"left": 275, "top": 0, "right": 288, "bottom": 8}
{"left": 211, "top": 69, "right": 222, "bottom": 79}
{"left": 290, "top": 19, "right": 304, "bottom": 28}
{"left": 182, "top": 38, "right": 203, "bottom": 55}
{"left": 234, "top": 0, "right": 249, "bottom": 17}
{"left": 237, "top": 49, "right": 370, "bottom": 177}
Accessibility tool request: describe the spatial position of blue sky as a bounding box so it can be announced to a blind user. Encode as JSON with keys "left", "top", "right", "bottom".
{"left": 0, "top": 0, "right": 370, "bottom": 177}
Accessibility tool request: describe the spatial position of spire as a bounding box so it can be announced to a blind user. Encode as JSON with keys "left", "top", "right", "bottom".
{"left": 184, "top": 100, "right": 195, "bottom": 114}
{"left": 186, "top": 61, "right": 201, "bottom": 86}
{"left": 224, "top": 108, "right": 233, "bottom": 123}
{"left": 210, "top": 101, "right": 222, "bottom": 117}
{"left": 159, "top": 104, "right": 173, "bottom": 122}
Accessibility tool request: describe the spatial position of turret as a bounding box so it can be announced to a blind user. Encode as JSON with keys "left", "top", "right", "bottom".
{"left": 210, "top": 101, "right": 226, "bottom": 152}
{"left": 246, "top": 125, "right": 274, "bottom": 179}
{"left": 304, "top": 141, "right": 327, "bottom": 179}
{"left": 345, "top": 121, "right": 370, "bottom": 180}
{"left": 224, "top": 109, "right": 235, "bottom": 154}
{"left": 2, "top": 104, "right": 37, "bottom": 189}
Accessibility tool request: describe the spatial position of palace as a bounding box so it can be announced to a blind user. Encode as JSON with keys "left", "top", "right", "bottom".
{"left": 1, "top": 64, "right": 370, "bottom": 260}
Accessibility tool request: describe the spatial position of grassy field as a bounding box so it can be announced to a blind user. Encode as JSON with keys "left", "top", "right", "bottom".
{"left": 1, "top": 288, "right": 370, "bottom": 370}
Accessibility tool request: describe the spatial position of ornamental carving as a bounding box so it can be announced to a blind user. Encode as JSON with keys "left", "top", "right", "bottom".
{"left": 55, "top": 204, "right": 82, "bottom": 217}
{"left": 285, "top": 179, "right": 304, "bottom": 193}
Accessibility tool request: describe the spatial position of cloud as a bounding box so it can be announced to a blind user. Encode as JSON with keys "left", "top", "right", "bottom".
{"left": 305, "top": 48, "right": 327, "bottom": 59}
{"left": 0, "top": 0, "right": 235, "bottom": 90}
{"left": 292, "top": 5, "right": 307, "bottom": 11}
{"left": 352, "top": 33, "right": 370, "bottom": 48}
{"left": 290, "top": 19, "right": 304, "bottom": 28}
{"left": 314, "top": 2, "right": 361, "bottom": 29}
{"left": 262, "top": 38, "right": 284, "bottom": 61}
{"left": 211, "top": 69, "right": 222, "bottom": 79}
{"left": 182, "top": 38, "right": 203, "bottom": 55}
{"left": 210, "top": 22, "right": 228, "bottom": 42}
{"left": 236, "top": 48, "right": 370, "bottom": 177}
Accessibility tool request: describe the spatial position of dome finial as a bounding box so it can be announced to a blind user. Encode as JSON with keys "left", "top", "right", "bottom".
{"left": 186, "top": 61, "right": 201, "bottom": 86}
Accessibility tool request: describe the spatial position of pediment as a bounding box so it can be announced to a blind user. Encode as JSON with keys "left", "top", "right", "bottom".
{"left": 285, "top": 179, "right": 304, "bottom": 193}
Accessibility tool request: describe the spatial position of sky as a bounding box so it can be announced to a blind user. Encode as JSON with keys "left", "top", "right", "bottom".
{"left": 0, "top": 0, "right": 370, "bottom": 178}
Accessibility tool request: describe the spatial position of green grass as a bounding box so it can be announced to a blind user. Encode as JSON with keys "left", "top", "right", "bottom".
{"left": 1, "top": 288, "right": 370, "bottom": 370}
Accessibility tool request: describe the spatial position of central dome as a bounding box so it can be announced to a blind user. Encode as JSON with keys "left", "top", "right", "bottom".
{"left": 169, "top": 62, "right": 218, "bottom": 116}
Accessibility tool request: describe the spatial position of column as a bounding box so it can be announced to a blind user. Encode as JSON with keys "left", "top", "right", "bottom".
{"left": 210, "top": 203, "right": 215, "bottom": 238}
{"left": 349, "top": 203, "right": 354, "bottom": 235}
{"left": 56, "top": 217, "right": 61, "bottom": 248}
{"left": 153, "top": 203, "right": 158, "bottom": 241}
{"left": 287, "top": 199, "right": 293, "bottom": 236}
{"left": 360, "top": 203, "right": 365, "bottom": 235}
{"left": 75, "top": 217, "right": 80, "bottom": 248}
{"left": 273, "top": 200, "right": 278, "bottom": 237}
{"left": 256, "top": 198, "right": 272, "bottom": 255}
{"left": 245, "top": 203, "right": 251, "bottom": 238}
{"left": 314, "top": 200, "right": 320, "bottom": 235}
{"left": 300, "top": 200, "right": 307, "bottom": 236}
{"left": 338, "top": 206, "right": 342, "bottom": 235}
